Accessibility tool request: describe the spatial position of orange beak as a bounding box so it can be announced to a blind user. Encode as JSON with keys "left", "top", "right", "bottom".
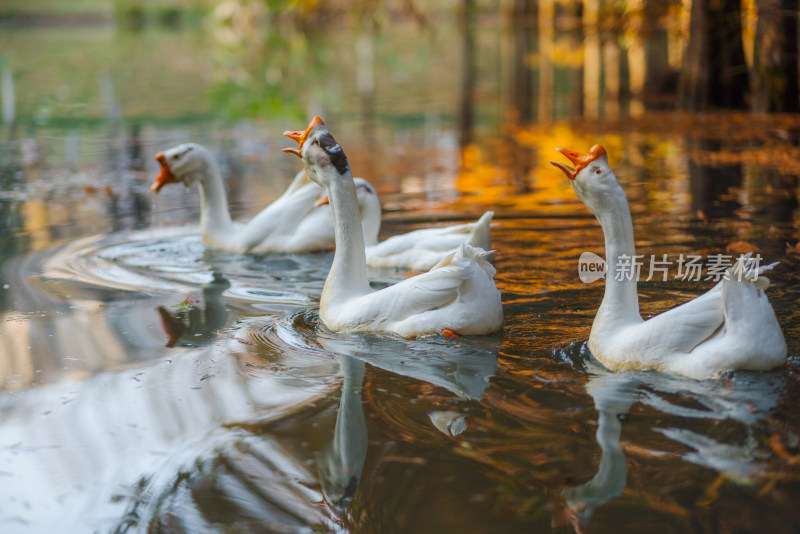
{"left": 282, "top": 116, "right": 325, "bottom": 157}
{"left": 313, "top": 194, "right": 330, "bottom": 208}
{"left": 151, "top": 152, "right": 176, "bottom": 193}
{"left": 550, "top": 144, "right": 607, "bottom": 180}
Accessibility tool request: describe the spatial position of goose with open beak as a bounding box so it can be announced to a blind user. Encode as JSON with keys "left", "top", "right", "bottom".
{"left": 283, "top": 116, "right": 503, "bottom": 337}
{"left": 552, "top": 144, "right": 786, "bottom": 379}
{"left": 150, "top": 142, "right": 377, "bottom": 254}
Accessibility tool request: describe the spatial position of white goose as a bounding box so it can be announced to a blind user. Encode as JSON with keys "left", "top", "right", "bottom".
{"left": 283, "top": 116, "right": 503, "bottom": 338}
{"left": 552, "top": 145, "right": 786, "bottom": 379}
{"left": 327, "top": 184, "right": 494, "bottom": 272}
{"left": 152, "top": 143, "right": 362, "bottom": 253}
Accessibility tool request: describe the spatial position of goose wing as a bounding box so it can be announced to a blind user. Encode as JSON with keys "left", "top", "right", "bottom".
{"left": 368, "top": 225, "right": 473, "bottom": 256}
{"left": 358, "top": 251, "right": 471, "bottom": 322}
{"left": 369, "top": 212, "right": 493, "bottom": 256}
{"left": 631, "top": 282, "right": 724, "bottom": 353}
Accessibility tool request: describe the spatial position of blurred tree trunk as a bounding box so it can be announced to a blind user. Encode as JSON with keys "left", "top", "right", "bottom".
{"left": 680, "top": 0, "right": 750, "bottom": 110}
{"left": 583, "top": 0, "right": 601, "bottom": 117}
{"left": 510, "top": 0, "right": 537, "bottom": 123}
{"left": 641, "top": 0, "right": 675, "bottom": 109}
{"left": 752, "top": 0, "right": 800, "bottom": 112}
{"left": 505, "top": 0, "right": 538, "bottom": 192}
{"left": 458, "top": 0, "right": 475, "bottom": 147}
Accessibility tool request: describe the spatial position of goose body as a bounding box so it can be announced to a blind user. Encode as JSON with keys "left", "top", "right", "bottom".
{"left": 364, "top": 211, "right": 494, "bottom": 272}
{"left": 340, "top": 182, "right": 494, "bottom": 271}
{"left": 552, "top": 144, "right": 786, "bottom": 379}
{"left": 283, "top": 117, "right": 503, "bottom": 338}
{"left": 152, "top": 143, "right": 352, "bottom": 253}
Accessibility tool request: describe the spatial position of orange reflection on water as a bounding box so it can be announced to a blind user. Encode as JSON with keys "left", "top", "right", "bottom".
{"left": 454, "top": 123, "right": 620, "bottom": 214}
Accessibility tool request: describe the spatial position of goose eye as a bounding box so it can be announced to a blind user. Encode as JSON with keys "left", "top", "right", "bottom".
{"left": 594, "top": 167, "right": 602, "bottom": 174}
{"left": 312, "top": 139, "right": 319, "bottom": 146}
{"left": 172, "top": 154, "right": 179, "bottom": 160}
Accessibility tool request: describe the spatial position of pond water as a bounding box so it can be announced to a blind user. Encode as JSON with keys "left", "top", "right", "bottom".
{"left": 1, "top": 10, "right": 800, "bottom": 534}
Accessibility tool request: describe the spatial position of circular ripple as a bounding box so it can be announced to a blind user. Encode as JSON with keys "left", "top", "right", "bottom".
{"left": 36, "top": 226, "right": 335, "bottom": 311}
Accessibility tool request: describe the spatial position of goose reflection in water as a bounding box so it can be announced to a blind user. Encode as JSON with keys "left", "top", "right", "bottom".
{"left": 561, "top": 373, "right": 638, "bottom": 528}
{"left": 155, "top": 271, "right": 231, "bottom": 347}
{"left": 132, "top": 355, "right": 362, "bottom": 532}
{"left": 312, "top": 335, "right": 498, "bottom": 514}
{"left": 562, "top": 368, "right": 784, "bottom": 530}
{"left": 317, "top": 355, "right": 368, "bottom": 514}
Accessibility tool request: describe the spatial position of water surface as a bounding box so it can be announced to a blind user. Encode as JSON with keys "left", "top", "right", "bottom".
{"left": 1, "top": 10, "right": 799, "bottom": 534}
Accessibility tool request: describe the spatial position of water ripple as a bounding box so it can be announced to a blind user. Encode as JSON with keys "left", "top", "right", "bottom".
{"left": 234, "top": 310, "right": 500, "bottom": 400}
{"left": 36, "top": 226, "right": 336, "bottom": 311}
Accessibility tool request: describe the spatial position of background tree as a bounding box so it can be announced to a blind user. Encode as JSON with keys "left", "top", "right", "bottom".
{"left": 752, "top": 0, "right": 800, "bottom": 112}
{"left": 679, "top": 0, "right": 750, "bottom": 110}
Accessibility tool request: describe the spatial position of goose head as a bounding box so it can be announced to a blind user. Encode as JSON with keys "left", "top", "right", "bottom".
{"left": 550, "top": 144, "right": 624, "bottom": 215}
{"left": 283, "top": 116, "right": 351, "bottom": 188}
{"left": 151, "top": 143, "right": 212, "bottom": 193}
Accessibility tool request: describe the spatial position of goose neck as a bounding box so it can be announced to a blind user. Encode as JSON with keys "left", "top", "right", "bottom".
{"left": 196, "top": 158, "right": 234, "bottom": 239}
{"left": 322, "top": 174, "right": 372, "bottom": 307}
{"left": 594, "top": 190, "right": 641, "bottom": 326}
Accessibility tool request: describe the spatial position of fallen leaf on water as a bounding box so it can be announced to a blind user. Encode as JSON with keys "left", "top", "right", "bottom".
{"left": 696, "top": 474, "right": 725, "bottom": 507}
{"left": 726, "top": 241, "right": 759, "bottom": 255}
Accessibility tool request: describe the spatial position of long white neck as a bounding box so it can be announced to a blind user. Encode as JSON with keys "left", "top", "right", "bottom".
{"left": 593, "top": 186, "right": 641, "bottom": 331}
{"left": 321, "top": 171, "right": 372, "bottom": 310}
{"left": 195, "top": 157, "right": 235, "bottom": 241}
